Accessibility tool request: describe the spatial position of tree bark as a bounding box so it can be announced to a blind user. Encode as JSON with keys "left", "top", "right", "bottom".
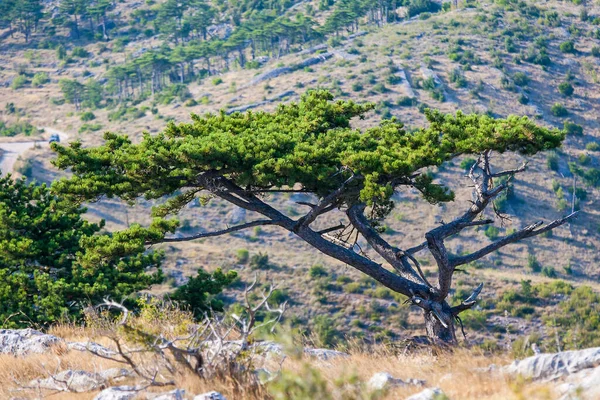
{"left": 423, "top": 302, "right": 456, "bottom": 344}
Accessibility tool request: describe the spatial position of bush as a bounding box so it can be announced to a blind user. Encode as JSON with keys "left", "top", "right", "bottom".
{"left": 351, "top": 82, "right": 363, "bottom": 92}
{"left": 212, "top": 77, "right": 223, "bottom": 85}
{"left": 449, "top": 68, "right": 467, "bottom": 87}
{"left": 236, "top": 249, "right": 249, "bottom": 264}
{"left": 80, "top": 111, "right": 96, "bottom": 121}
{"left": 171, "top": 268, "right": 237, "bottom": 319}
{"left": 512, "top": 72, "right": 529, "bottom": 86}
{"left": 558, "top": 82, "right": 574, "bottom": 96}
{"left": 32, "top": 72, "right": 49, "bottom": 87}
{"left": 313, "top": 315, "right": 339, "bottom": 347}
{"left": 460, "top": 157, "right": 477, "bottom": 171}
{"left": 71, "top": 47, "right": 90, "bottom": 58}
{"left": 249, "top": 252, "right": 269, "bottom": 270}
{"left": 484, "top": 226, "right": 500, "bottom": 240}
{"left": 592, "top": 46, "right": 600, "bottom": 57}
{"left": 586, "top": 142, "right": 600, "bottom": 151}
{"left": 551, "top": 103, "right": 568, "bottom": 117}
{"left": 309, "top": 265, "right": 328, "bottom": 278}
{"left": 564, "top": 121, "right": 583, "bottom": 135}
{"left": 559, "top": 41, "right": 576, "bottom": 53}
{"left": 528, "top": 254, "right": 541, "bottom": 273}
{"left": 11, "top": 75, "right": 28, "bottom": 90}
{"left": 541, "top": 266, "right": 557, "bottom": 278}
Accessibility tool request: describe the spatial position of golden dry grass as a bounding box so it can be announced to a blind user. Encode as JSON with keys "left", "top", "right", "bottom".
{"left": 0, "top": 323, "right": 559, "bottom": 400}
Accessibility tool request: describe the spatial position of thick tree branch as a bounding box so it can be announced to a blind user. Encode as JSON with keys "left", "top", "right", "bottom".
{"left": 157, "top": 220, "right": 279, "bottom": 243}
{"left": 347, "top": 204, "right": 426, "bottom": 286}
{"left": 450, "top": 212, "right": 578, "bottom": 268}
{"left": 295, "top": 174, "right": 361, "bottom": 230}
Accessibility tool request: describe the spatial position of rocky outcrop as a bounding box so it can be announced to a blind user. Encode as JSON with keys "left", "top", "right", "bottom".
{"left": 94, "top": 386, "right": 138, "bottom": 400}
{"left": 367, "top": 372, "right": 425, "bottom": 390}
{"left": 504, "top": 347, "right": 600, "bottom": 381}
{"left": 245, "top": 53, "right": 333, "bottom": 87}
{"left": 194, "top": 392, "right": 226, "bottom": 400}
{"left": 0, "top": 329, "right": 63, "bottom": 356}
{"left": 147, "top": 389, "right": 186, "bottom": 400}
{"left": 405, "top": 387, "right": 446, "bottom": 400}
{"left": 303, "top": 348, "right": 349, "bottom": 361}
{"left": 27, "top": 368, "right": 131, "bottom": 393}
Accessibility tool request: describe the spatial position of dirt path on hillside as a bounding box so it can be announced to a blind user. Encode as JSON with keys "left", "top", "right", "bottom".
{"left": 0, "top": 127, "right": 69, "bottom": 175}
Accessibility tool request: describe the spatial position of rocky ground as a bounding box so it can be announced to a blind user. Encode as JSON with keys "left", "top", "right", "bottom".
{"left": 1, "top": 328, "right": 599, "bottom": 400}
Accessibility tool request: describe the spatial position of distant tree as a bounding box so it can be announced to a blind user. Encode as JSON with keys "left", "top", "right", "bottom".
{"left": 0, "top": 176, "right": 163, "bottom": 328}
{"left": 59, "top": 79, "right": 86, "bottom": 110}
{"left": 52, "top": 91, "right": 573, "bottom": 344}
{"left": 12, "top": 0, "right": 44, "bottom": 43}
{"left": 58, "top": 0, "right": 89, "bottom": 39}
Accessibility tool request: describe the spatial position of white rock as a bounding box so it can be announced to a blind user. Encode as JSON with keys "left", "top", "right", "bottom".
{"left": 28, "top": 368, "right": 131, "bottom": 393}
{"left": 405, "top": 387, "right": 446, "bottom": 400}
{"left": 557, "top": 365, "right": 600, "bottom": 400}
{"left": 303, "top": 348, "right": 349, "bottom": 361}
{"left": 368, "top": 372, "right": 406, "bottom": 390}
{"left": 0, "top": 329, "right": 63, "bottom": 356}
{"left": 93, "top": 386, "right": 137, "bottom": 400}
{"left": 504, "top": 347, "right": 600, "bottom": 381}
{"left": 194, "top": 391, "right": 226, "bottom": 400}
{"left": 147, "top": 389, "right": 186, "bottom": 400}
{"left": 68, "top": 341, "right": 117, "bottom": 357}
{"left": 29, "top": 370, "right": 102, "bottom": 393}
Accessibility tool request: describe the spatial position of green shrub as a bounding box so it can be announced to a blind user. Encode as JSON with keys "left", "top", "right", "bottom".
{"left": 558, "top": 82, "right": 574, "bottom": 96}
{"left": 585, "top": 142, "right": 600, "bottom": 151}
{"left": 236, "top": 249, "right": 249, "bottom": 264}
{"left": 460, "top": 157, "right": 477, "bottom": 171}
{"left": 564, "top": 121, "right": 583, "bottom": 135}
{"left": 11, "top": 75, "right": 28, "bottom": 90}
{"left": 32, "top": 72, "right": 49, "bottom": 87}
{"left": 80, "top": 111, "right": 96, "bottom": 121}
{"left": 171, "top": 268, "right": 237, "bottom": 319}
{"left": 71, "top": 47, "right": 90, "bottom": 58}
{"left": 551, "top": 103, "right": 568, "bottom": 117}
{"left": 546, "top": 153, "right": 559, "bottom": 171}
{"left": 484, "top": 225, "right": 500, "bottom": 240}
{"left": 212, "top": 77, "right": 223, "bottom": 85}
{"left": 313, "top": 315, "right": 339, "bottom": 347}
{"left": 592, "top": 46, "right": 600, "bottom": 57}
{"left": 309, "top": 265, "right": 328, "bottom": 278}
{"left": 351, "top": 82, "right": 363, "bottom": 92}
{"left": 249, "top": 252, "right": 269, "bottom": 269}
{"left": 397, "top": 96, "right": 417, "bottom": 107}
{"left": 512, "top": 72, "right": 529, "bottom": 86}
{"left": 528, "top": 254, "right": 541, "bottom": 273}
{"left": 0, "top": 121, "right": 40, "bottom": 137}
{"left": 541, "top": 266, "right": 557, "bottom": 278}
{"left": 559, "top": 41, "right": 576, "bottom": 53}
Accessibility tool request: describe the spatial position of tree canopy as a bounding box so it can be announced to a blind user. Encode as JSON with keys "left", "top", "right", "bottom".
{"left": 0, "top": 176, "right": 163, "bottom": 327}
{"left": 52, "top": 90, "right": 571, "bottom": 342}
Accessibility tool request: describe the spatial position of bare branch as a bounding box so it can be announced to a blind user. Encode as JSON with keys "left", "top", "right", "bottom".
{"left": 450, "top": 212, "right": 578, "bottom": 268}
{"left": 156, "top": 220, "right": 278, "bottom": 243}
{"left": 451, "top": 283, "right": 484, "bottom": 315}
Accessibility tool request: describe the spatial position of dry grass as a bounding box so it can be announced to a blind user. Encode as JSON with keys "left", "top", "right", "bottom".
{"left": 0, "top": 324, "right": 559, "bottom": 400}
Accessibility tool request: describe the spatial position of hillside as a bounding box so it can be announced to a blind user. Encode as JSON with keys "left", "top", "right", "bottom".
{"left": 1, "top": 0, "right": 600, "bottom": 354}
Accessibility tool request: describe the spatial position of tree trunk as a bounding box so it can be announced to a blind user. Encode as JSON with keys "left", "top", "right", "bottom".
{"left": 423, "top": 302, "right": 456, "bottom": 344}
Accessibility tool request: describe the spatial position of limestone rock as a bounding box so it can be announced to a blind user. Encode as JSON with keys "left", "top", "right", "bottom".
{"left": 367, "top": 372, "right": 425, "bottom": 390}
{"left": 405, "top": 387, "right": 446, "bottom": 400}
{"left": 557, "top": 365, "right": 600, "bottom": 400}
{"left": 147, "top": 389, "right": 186, "bottom": 400}
{"left": 504, "top": 347, "right": 600, "bottom": 381}
{"left": 0, "top": 329, "right": 63, "bottom": 356}
{"left": 68, "top": 341, "right": 117, "bottom": 357}
{"left": 28, "top": 368, "right": 131, "bottom": 393}
{"left": 93, "top": 386, "right": 138, "bottom": 400}
{"left": 304, "top": 348, "right": 349, "bottom": 361}
{"left": 194, "top": 391, "right": 226, "bottom": 400}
